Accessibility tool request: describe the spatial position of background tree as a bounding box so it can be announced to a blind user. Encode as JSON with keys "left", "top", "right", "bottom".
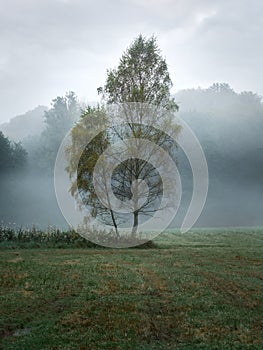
{"left": 33, "top": 91, "right": 81, "bottom": 173}
{"left": 0, "top": 131, "right": 28, "bottom": 224}
{"left": 0, "top": 131, "right": 27, "bottom": 173}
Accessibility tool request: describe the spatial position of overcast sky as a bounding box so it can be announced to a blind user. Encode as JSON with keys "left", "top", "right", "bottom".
{"left": 0, "top": 0, "right": 262, "bottom": 123}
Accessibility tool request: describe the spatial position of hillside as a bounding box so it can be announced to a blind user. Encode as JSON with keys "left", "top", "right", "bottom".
{"left": 0, "top": 106, "right": 47, "bottom": 142}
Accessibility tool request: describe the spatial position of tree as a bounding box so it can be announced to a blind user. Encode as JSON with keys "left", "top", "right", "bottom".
{"left": 208, "top": 82, "right": 234, "bottom": 94}
{"left": 33, "top": 91, "right": 80, "bottom": 173}
{"left": 0, "top": 131, "right": 27, "bottom": 225}
{"left": 98, "top": 34, "right": 178, "bottom": 111}
{"left": 67, "top": 35, "right": 180, "bottom": 242}
{"left": 0, "top": 131, "right": 27, "bottom": 173}
{"left": 66, "top": 105, "right": 123, "bottom": 238}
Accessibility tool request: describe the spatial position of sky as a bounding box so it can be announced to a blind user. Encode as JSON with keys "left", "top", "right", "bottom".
{"left": 0, "top": 0, "right": 262, "bottom": 123}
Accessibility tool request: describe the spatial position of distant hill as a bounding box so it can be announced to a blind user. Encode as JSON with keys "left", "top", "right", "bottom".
{"left": 174, "top": 84, "right": 263, "bottom": 154}
{"left": 0, "top": 105, "right": 47, "bottom": 142}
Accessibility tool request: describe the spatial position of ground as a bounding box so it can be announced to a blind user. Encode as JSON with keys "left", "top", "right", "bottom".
{"left": 0, "top": 228, "right": 263, "bottom": 349}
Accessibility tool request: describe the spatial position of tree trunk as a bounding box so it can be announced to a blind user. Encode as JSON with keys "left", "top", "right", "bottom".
{"left": 110, "top": 209, "right": 120, "bottom": 240}
{"left": 131, "top": 158, "right": 140, "bottom": 239}
{"left": 132, "top": 210, "right": 139, "bottom": 238}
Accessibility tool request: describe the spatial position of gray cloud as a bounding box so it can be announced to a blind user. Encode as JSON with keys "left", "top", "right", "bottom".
{"left": 0, "top": 0, "right": 262, "bottom": 122}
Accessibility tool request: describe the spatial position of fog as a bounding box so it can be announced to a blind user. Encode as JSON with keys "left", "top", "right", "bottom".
{"left": 0, "top": 171, "right": 66, "bottom": 228}
{"left": 174, "top": 84, "right": 263, "bottom": 228}
{"left": 0, "top": 106, "right": 47, "bottom": 142}
{"left": 0, "top": 83, "right": 262, "bottom": 229}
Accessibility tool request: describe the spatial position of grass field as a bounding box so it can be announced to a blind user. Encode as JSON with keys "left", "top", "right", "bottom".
{"left": 1, "top": 228, "right": 263, "bottom": 349}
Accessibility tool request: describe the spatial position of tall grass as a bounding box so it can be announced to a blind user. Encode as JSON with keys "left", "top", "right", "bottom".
{"left": 0, "top": 224, "right": 98, "bottom": 248}
{"left": 0, "top": 224, "right": 156, "bottom": 249}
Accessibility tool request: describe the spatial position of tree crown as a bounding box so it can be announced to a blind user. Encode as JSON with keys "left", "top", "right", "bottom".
{"left": 99, "top": 34, "right": 178, "bottom": 111}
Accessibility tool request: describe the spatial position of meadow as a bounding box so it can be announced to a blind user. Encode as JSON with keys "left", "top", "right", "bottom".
{"left": 0, "top": 228, "right": 262, "bottom": 349}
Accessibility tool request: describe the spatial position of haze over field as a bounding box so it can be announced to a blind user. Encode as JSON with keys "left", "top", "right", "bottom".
{"left": 0, "top": 0, "right": 262, "bottom": 230}
{"left": 0, "top": 84, "right": 262, "bottom": 229}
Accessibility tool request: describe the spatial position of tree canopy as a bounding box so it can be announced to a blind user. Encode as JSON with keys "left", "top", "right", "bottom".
{"left": 67, "top": 35, "right": 180, "bottom": 242}
{"left": 0, "top": 131, "right": 27, "bottom": 173}
{"left": 99, "top": 34, "right": 178, "bottom": 111}
{"left": 32, "top": 91, "right": 81, "bottom": 173}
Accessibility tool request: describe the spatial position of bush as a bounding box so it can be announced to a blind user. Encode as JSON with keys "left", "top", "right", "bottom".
{"left": 0, "top": 225, "right": 158, "bottom": 249}
{"left": 0, "top": 225, "right": 99, "bottom": 249}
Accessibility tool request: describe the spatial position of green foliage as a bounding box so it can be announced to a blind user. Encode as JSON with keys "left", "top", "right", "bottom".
{"left": 66, "top": 35, "right": 180, "bottom": 238}
{"left": 0, "top": 131, "right": 27, "bottom": 173}
{"left": 99, "top": 34, "right": 178, "bottom": 111}
{"left": 32, "top": 91, "right": 81, "bottom": 173}
{"left": 67, "top": 106, "right": 180, "bottom": 238}
{"left": 43, "top": 91, "right": 79, "bottom": 132}
{"left": 0, "top": 224, "right": 156, "bottom": 249}
{"left": 65, "top": 104, "right": 117, "bottom": 231}
{"left": 0, "top": 225, "right": 98, "bottom": 249}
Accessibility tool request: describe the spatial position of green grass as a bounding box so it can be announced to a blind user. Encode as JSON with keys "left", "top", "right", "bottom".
{"left": 0, "top": 229, "right": 263, "bottom": 349}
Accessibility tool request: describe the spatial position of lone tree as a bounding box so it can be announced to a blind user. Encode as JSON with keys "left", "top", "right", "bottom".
{"left": 67, "top": 35, "right": 179, "bottom": 241}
